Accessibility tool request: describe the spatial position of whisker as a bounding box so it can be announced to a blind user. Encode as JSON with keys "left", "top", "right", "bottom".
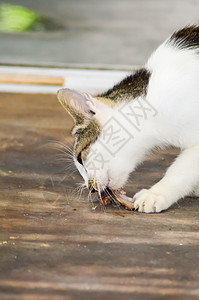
{"left": 51, "top": 142, "right": 78, "bottom": 175}
{"left": 64, "top": 166, "right": 77, "bottom": 173}
{"left": 51, "top": 140, "right": 74, "bottom": 152}
{"left": 49, "top": 142, "right": 74, "bottom": 159}
{"left": 55, "top": 156, "right": 73, "bottom": 162}
{"left": 55, "top": 149, "right": 74, "bottom": 158}
{"left": 55, "top": 152, "right": 73, "bottom": 157}
{"left": 53, "top": 157, "right": 77, "bottom": 174}
{"left": 76, "top": 182, "right": 87, "bottom": 188}
{"left": 72, "top": 184, "right": 83, "bottom": 194}
{"left": 96, "top": 178, "right": 106, "bottom": 212}
{"left": 76, "top": 186, "right": 84, "bottom": 202}
{"left": 55, "top": 158, "right": 74, "bottom": 164}
{"left": 72, "top": 182, "right": 87, "bottom": 201}
{"left": 87, "top": 189, "right": 97, "bottom": 209}
{"left": 104, "top": 188, "right": 122, "bottom": 211}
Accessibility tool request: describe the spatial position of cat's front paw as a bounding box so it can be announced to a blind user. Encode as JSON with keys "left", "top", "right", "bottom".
{"left": 133, "top": 189, "right": 169, "bottom": 213}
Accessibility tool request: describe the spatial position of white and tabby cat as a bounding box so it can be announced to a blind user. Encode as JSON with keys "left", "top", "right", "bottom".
{"left": 57, "top": 26, "right": 199, "bottom": 213}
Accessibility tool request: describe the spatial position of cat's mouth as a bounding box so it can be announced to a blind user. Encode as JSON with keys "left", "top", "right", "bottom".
{"left": 88, "top": 179, "right": 134, "bottom": 210}
{"left": 88, "top": 178, "right": 99, "bottom": 193}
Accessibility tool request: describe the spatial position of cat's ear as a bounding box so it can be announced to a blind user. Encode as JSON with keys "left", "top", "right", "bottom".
{"left": 57, "top": 88, "right": 99, "bottom": 123}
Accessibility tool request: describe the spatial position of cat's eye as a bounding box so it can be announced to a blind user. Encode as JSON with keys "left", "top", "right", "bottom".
{"left": 77, "top": 152, "right": 83, "bottom": 165}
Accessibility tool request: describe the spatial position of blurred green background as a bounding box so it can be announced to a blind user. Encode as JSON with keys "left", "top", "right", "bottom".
{"left": 0, "top": 0, "right": 198, "bottom": 67}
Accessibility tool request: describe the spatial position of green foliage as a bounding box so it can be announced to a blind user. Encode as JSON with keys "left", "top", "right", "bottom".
{"left": 0, "top": 3, "right": 42, "bottom": 33}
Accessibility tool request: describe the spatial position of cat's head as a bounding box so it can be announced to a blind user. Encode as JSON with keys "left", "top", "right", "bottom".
{"left": 57, "top": 88, "right": 132, "bottom": 192}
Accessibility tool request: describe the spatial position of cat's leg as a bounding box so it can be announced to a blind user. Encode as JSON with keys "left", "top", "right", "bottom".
{"left": 133, "top": 143, "right": 199, "bottom": 213}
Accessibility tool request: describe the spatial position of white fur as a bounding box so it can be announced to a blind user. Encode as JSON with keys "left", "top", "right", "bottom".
{"left": 76, "top": 39, "right": 199, "bottom": 213}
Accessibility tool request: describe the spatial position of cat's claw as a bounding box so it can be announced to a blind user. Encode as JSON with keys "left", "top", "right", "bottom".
{"left": 133, "top": 189, "right": 168, "bottom": 213}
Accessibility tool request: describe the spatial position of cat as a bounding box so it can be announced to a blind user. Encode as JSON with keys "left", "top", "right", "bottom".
{"left": 57, "top": 25, "right": 199, "bottom": 213}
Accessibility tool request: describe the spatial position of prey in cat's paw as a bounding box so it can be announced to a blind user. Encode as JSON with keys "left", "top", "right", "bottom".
{"left": 133, "top": 189, "right": 168, "bottom": 213}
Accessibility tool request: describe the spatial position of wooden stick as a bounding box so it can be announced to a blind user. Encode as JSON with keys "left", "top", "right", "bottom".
{"left": 0, "top": 73, "right": 65, "bottom": 86}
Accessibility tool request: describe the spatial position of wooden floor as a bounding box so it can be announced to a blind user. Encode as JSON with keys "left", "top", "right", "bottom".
{"left": 0, "top": 93, "right": 199, "bottom": 300}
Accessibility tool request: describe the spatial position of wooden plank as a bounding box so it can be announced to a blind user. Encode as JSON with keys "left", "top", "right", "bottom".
{"left": 0, "top": 73, "right": 65, "bottom": 86}
{"left": 0, "top": 93, "right": 199, "bottom": 300}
